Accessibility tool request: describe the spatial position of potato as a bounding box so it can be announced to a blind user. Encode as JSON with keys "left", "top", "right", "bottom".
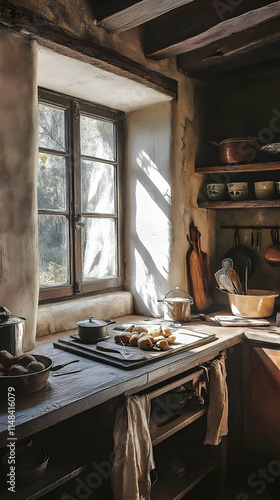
{"left": 8, "top": 364, "right": 29, "bottom": 376}
{"left": 114, "top": 334, "right": 121, "bottom": 343}
{"left": 148, "top": 325, "right": 163, "bottom": 336}
{"left": 125, "top": 324, "right": 135, "bottom": 333}
{"left": 27, "top": 361, "right": 45, "bottom": 373}
{"left": 119, "top": 333, "right": 132, "bottom": 344}
{"left": 132, "top": 326, "right": 148, "bottom": 334}
{"left": 163, "top": 328, "right": 173, "bottom": 337}
{"left": 17, "top": 354, "right": 36, "bottom": 368}
{"left": 153, "top": 335, "right": 166, "bottom": 343}
{"left": 129, "top": 334, "right": 140, "bottom": 347}
{"left": 138, "top": 336, "right": 154, "bottom": 350}
{"left": 156, "top": 339, "right": 169, "bottom": 351}
{"left": 166, "top": 335, "right": 176, "bottom": 344}
{"left": 0, "top": 350, "right": 14, "bottom": 370}
{"left": 138, "top": 331, "right": 151, "bottom": 339}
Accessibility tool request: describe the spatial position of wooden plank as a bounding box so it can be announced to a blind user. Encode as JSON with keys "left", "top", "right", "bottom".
{"left": 0, "top": 4, "right": 177, "bottom": 99}
{"left": 195, "top": 162, "right": 280, "bottom": 173}
{"left": 144, "top": 0, "right": 271, "bottom": 59}
{"left": 150, "top": 407, "right": 208, "bottom": 446}
{"left": 198, "top": 199, "right": 280, "bottom": 209}
{"left": 91, "top": 0, "right": 194, "bottom": 33}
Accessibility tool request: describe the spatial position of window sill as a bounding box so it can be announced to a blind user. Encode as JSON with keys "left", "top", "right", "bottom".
{"left": 36, "top": 290, "right": 134, "bottom": 337}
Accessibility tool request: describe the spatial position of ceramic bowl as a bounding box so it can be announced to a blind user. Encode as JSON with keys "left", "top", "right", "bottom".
{"left": 227, "top": 182, "right": 248, "bottom": 191}
{"left": 228, "top": 190, "right": 249, "bottom": 201}
{"left": 228, "top": 289, "right": 279, "bottom": 318}
{"left": 254, "top": 181, "right": 275, "bottom": 200}
{"left": 206, "top": 183, "right": 226, "bottom": 200}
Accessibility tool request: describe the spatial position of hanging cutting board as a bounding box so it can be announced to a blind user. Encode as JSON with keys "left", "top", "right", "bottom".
{"left": 187, "top": 225, "right": 214, "bottom": 312}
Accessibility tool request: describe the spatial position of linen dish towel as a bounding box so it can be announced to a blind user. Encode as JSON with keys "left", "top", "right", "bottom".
{"left": 111, "top": 394, "right": 155, "bottom": 500}
{"left": 204, "top": 357, "right": 228, "bottom": 446}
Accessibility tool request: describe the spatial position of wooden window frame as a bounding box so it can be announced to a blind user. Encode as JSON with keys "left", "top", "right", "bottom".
{"left": 38, "top": 88, "right": 124, "bottom": 302}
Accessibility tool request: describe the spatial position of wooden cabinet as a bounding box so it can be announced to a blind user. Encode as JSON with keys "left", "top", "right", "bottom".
{"left": 136, "top": 366, "right": 226, "bottom": 500}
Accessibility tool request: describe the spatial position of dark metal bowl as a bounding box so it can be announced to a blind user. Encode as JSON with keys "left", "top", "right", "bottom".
{"left": 0, "top": 354, "right": 53, "bottom": 394}
{"left": 2, "top": 446, "right": 49, "bottom": 485}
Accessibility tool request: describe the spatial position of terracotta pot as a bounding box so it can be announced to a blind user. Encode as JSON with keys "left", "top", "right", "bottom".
{"left": 210, "top": 138, "right": 255, "bottom": 165}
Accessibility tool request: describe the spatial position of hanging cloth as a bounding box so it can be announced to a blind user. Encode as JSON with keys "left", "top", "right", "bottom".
{"left": 204, "top": 357, "right": 228, "bottom": 446}
{"left": 111, "top": 394, "right": 155, "bottom": 500}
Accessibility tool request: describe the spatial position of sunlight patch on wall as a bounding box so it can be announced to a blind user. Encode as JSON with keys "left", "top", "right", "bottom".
{"left": 137, "top": 149, "right": 171, "bottom": 203}
{"left": 134, "top": 248, "right": 162, "bottom": 315}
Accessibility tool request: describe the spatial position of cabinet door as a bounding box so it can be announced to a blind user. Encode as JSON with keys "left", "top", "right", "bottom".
{"left": 244, "top": 343, "right": 280, "bottom": 455}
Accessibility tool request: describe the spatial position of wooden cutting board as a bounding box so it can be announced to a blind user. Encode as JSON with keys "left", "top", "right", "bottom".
{"left": 187, "top": 225, "right": 214, "bottom": 312}
{"left": 53, "top": 329, "right": 216, "bottom": 370}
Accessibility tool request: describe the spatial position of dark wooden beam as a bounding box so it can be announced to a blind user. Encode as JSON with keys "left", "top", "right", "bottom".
{"left": 144, "top": 0, "right": 280, "bottom": 60}
{"left": 89, "top": 0, "right": 194, "bottom": 33}
{"left": 0, "top": 3, "right": 177, "bottom": 99}
{"left": 177, "top": 14, "right": 280, "bottom": 77}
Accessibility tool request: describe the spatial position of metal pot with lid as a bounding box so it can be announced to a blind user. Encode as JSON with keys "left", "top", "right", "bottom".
{"left": 0, "top": 306, "right": 26, "bottom": 356}
{"left": 158, "top": 287, "right": 194, "bottom": 322}
{"left": 76, "top": 317, "right": 115, "bottom": 341}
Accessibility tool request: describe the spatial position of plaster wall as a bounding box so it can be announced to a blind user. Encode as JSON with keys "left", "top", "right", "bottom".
{"left": 0, "top": 2, "right": 216, "bottom": 344}
{"left": 0, "top": 28, "right": 38, "bottom": 350}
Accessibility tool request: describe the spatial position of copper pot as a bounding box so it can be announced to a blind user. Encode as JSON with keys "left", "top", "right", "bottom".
{"left": 210, "top": 138, "right": 255, "bottom": 165}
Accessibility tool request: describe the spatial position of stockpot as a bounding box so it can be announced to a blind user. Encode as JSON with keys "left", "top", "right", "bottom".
{"left": 158, "top": 287, "right": 194, "bottom": 321}
{"left": 0, "top": 306, "right": 25, "bottom": 356}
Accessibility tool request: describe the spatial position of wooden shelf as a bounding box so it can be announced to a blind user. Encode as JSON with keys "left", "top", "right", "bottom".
{"left": 195, "top": 161, "right": 280, "bottom": 174}
{"left": 150, "top": 406, "right": 208, "bottom": 446}
{"left": 151, "top": 457, "right": 218, "bottom": 500}
{"left": 198, "top": 199, "right": 280, "bottom": 209}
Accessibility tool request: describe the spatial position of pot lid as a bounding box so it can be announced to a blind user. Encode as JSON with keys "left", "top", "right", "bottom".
{"left": 163, "top": 297, "right": 192, "bottom": 303}
{"left": 0, "top": 306, "right": 25, "bottom": 326}
{"left": 77, "top": 317, "right": 108, "bottom": 328}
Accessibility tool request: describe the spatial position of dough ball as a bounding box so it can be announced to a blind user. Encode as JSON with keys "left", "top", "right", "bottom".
{"left": 138, "top": 336, "right": 154, "bottom": 351}
{"left": 17, "top": 354, "right": 36, "bottom": 368}
{"left": 8, "top": 364, "right": 29, "bottom": 376}
{"left": 156, "top": 339, "right": 169, "bottom": 351}
{"left": 129, "top": 334, "right": 140, "bottom": 347}
{"left": 26, "top": 361, "right": 45, "bottom": 373}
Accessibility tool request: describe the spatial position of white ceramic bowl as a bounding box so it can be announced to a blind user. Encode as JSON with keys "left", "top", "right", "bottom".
{"left": 206, "top": 183, "right": 226, "bottom": 200}
{"left": 228, "top": 289, "right": 279, "bottom": 318}
{"left": 254, "top": 181, "right": 275, "bottom": 200}
{"left": 227, "top": 182, "right": 248, "bottom": 190}
{"left": 228, "top": 189, "right": 248, "bottom": 201}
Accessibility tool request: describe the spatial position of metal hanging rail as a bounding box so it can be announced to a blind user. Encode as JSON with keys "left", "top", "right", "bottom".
{"left": 220, "top": 225, "right": 280, "bottom": 230}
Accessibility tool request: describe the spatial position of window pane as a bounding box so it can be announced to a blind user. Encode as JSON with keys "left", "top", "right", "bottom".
{"left": 38, "top": 154, "right": 67, "bottom": 211}
{"left": 80, "top": 115, "right": 115, "bottom": 161}
{"left": 38, "top": 103, "right": 66, "bottom": 151}
{"left": 38, "top": 215, "right": 69, "bottom": 287}
{"left": 82, "top": 218, "right": 117, "bottom": 281}
{"left": 81, "top": 160, "right": 115, "bottom": 214}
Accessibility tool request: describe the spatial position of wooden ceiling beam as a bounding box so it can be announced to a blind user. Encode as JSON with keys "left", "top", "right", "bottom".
{"left": 177, "top": 13, "right": 280, "bottom": 76}
{"left": 144, "top": 0, "right": 280, "bottom": 60}
{"left": 90, "top": 0, "right": 194, "bottom": 33}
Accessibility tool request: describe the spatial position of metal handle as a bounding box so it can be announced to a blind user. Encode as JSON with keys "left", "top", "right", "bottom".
{"left": 75, "top": 214, "right": 85, "bottom": 230}
{"left": 161, "top": 286, "right": 193, "bottom": 304}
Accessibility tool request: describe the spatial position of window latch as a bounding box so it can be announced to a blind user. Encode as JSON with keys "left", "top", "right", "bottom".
{"left": 75, "top": 214, "right": 85, "bottom": 231}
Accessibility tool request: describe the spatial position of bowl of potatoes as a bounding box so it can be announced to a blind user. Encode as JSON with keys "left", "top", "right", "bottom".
{"left": 0, "top": 350, "right": 53, "bottom": 394}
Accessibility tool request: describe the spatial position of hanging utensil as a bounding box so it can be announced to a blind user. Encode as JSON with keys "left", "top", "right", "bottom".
{"left": 222, "top": 258, "right": 243, "bottom": 294}
{"left": 251, "top": 230, "right": 255, "bottom": 249}
{"left": 264, "top": 227, "right": 280, "bottom": 266}
{"left": 219, "top": 275, "right": 236, "bottom": 294}
{"left": 244, "top": 267, "right": 248, "bottom": 295}
{"left": 257, "top": 228, "right": 261, "bottom": 252}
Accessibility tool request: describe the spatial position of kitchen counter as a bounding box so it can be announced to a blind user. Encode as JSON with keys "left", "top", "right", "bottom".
{"left": 0, "top": 315, "right": 245, "bottom": 448}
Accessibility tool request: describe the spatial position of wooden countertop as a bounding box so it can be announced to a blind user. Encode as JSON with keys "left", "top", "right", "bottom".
{"left": 0, "top": 315, "right": 245, "bottom": 447}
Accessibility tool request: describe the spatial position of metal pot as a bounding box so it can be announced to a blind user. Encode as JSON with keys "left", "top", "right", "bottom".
{"left": 264, "top": 228, "right": 280, "bottom": 267}
{"left": 158, "top": 287, "right": 194, "bottom": 321}
{"left": 210, "top": 137, "right": 255, "bottom": 165}
{"left": 0, "top": 306, "right": 25, "bottom": 356}
{"left": 77, "top": 317, "right": 115, "bottom": 341}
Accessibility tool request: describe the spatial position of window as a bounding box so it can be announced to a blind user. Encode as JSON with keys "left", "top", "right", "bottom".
{"left": 38, "top": 89, "right": 124, "bottom": 300}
